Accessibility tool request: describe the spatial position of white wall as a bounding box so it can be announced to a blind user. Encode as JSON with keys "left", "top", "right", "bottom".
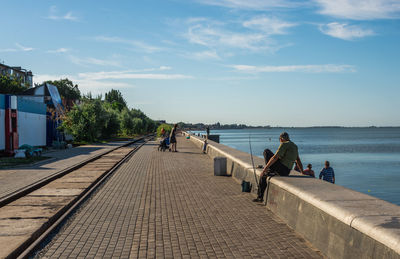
{"left": 0, "top": 109, "right": 5, "bottom": 150}
{"left": 17, "top": 111, "right": 46, "bottom": 147}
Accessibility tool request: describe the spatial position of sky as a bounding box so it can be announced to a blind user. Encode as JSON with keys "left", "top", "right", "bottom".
{"left": 1, "top": 0, "right": 400, "bottom": 127}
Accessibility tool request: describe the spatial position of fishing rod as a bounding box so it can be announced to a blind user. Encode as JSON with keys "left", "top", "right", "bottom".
{"left": 249, "top": 134, "right": 259, "bottom": 187}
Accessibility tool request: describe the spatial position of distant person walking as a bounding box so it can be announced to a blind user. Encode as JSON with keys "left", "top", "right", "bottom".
{"left": 206, "top": 126, "right": 210, "bottom": 137}
{"left": 170, "top": 124, "right": 178, "bottom": 152}
{"left": 253, "top": 132, "right": 304, "bottom": 202}
{"left": 319, "top": 161, "right": 335, "bottom": 184}
{"left": 303, "top": 164, "right": 315, "bottom": 177}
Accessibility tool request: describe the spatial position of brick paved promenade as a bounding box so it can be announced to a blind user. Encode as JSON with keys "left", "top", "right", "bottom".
{"left": 37, "top": 137, "right": 322, "bottom": 258}
{"left": 0, "top": 141, "right": 129, "bottom": 200}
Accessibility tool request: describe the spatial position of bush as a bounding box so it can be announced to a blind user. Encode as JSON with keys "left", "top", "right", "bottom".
{"left": 0, "top": 75, "right": 28, "bottom": 94}
{"left": 157, "top": 124, "right": 172, "bottom": 137}
{"left": 105, "top": 89, "right": 127, "bottom": 109}
{"left": 60, "top": 94, "right": 156, "bottom": 142}
{"left": 101, "top": 107, "right": 120, "bottom": 138}
{"left": 132, "top": 118, "right": 144, "bottom": 134}
{"left": 44, "top": 79, "right": 81, "bottom": 101}
{"left": 61, "top": 99, "right": 106, "bottom": 142}
{"left": 120, "top": 108, "right": 134, "bottom": 136}
{"left": 145, "top": 118, "right": 156, "bottom": 133}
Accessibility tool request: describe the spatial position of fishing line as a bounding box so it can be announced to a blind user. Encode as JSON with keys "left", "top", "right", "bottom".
{"left": 249, "top": 134, "right": 259, "bottom": 187}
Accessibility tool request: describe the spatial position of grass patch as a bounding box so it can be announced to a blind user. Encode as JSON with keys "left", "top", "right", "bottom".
{"left": 0, "top": 156, "right": 51, "bottom": 169}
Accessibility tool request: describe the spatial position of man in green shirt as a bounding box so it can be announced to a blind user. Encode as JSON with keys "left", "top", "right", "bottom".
{"left": 253, "top": 132, "right": 304, "bottom": 202}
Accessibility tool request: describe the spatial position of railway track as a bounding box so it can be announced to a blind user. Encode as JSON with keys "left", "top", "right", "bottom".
{"left": 0, "top": 136, "right": 152, "bottom": 259}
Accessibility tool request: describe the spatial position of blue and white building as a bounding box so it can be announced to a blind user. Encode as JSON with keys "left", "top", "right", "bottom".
{"left": 1, "top": 94, "right": 47, "bottom": 152}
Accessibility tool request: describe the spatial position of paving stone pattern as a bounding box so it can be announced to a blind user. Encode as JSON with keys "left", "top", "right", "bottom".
{"left": 38, "top": 138, "right": 322, "bottom": 259}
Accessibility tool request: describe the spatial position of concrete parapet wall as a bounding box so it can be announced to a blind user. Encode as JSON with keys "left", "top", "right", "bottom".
{"left": 184, "top": 132, "right": 400, "bottom": 259}
{"left": 186, "top": 133, "right": 264, "bottom": 191}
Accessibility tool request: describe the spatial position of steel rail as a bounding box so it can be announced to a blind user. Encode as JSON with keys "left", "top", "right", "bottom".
{"left": 0, "top": 136, "right": 150, "bottom": 208}
{"left": 12, "top": 137, "right": 151, "bottom": 259}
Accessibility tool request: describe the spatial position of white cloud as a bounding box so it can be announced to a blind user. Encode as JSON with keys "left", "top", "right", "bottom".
{"left": 159, "top": 66, "right": 172, "bottom": 71}
{"left": 94, "top": 36, "right": 162, "bottom": 53}
{"left": 319, "top": 22, "right": 374, "bottom": 40}
{"left": 16, "top": 43, "right": 34, "bottom": 51}
{"left": 314, "top": 0, "right": 400, "bottom": 20}
{"left": 34, "top": 68, "right": 192, "bottom": 94}
{"left": 196, "top": 0, "right": 303, "bottom": 9}
{"left": 34, "top": 73, "right": 132, "bottom": 93}
{"left": 187, "top": 50, "right": 221, "bottom": 60}
{"left": 182, "top": 17, "right": 295, "bottom": 55}
{"left": 47, "top": 48, "right": 69, "bottom": 53}
{"left": 62, "top": 12, "right": 79, "bottom": 21}
{"left": 46, "top": 6, "right": 79, "bottom": 21}
{"left": 34, "top": 74, "right": 71, "bottom": 84}
{"left": 243, "top": 16, "right": 297, "bottom": 35}
{"left": 186, "top": 17, "right": 210, "bottom": 24}
{"left": 68, "top": 55, "right": 122, "bottom": 67}
{"left": 187, "top": 24, "right": 279, "bottom": 52}
{"left": 77, "top": 71, "right": 192, "bottom": 80}
{"left": 232, "top": 64, "right": 356, "bottom": 73}
{"left": 0, "top": 43, "right": 34, "bottom": 52}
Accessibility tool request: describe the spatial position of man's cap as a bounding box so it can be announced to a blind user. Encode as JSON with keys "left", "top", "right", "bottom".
{"left": 280, "top": 132, "right": 290, "bottom": 140}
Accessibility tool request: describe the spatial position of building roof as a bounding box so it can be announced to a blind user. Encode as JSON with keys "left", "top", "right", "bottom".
{"left": 0, "top": 63, "right": 33, "bottom": 75}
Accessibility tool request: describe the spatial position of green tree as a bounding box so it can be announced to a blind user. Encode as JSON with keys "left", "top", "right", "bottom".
{"left": 0, "top": 75, "right": 28, "bottom": 94}
{"left": 177, "top": 122, "right": 185, "bottom": 129}
{"left": 157, "top": 123, "right": 172, "bottom": 137}
{"left": 45, "top": 78, "right": 81, "bottom": 100}
{"left": 60, "top": 87, "right": 156, "bottom": 141}
{"left": 130, "top": 108, "right": 147, "bottom": 119}
{"left": 105, "top": 89, "right": 127, "bottom": 111}
{"left": 61, "top": 99, "right": 106, "bottom": 142}
{"left": 101, "top": 106, "right": 120, "bottom": 138}
{"left": 145, "top": 118, "right": 156, "bottom": 133}
{"left": 119, "top": 108, "right": 134, "bottom": 135}
{"left": 132, "top": 118, "right": 144, "bottom": 134}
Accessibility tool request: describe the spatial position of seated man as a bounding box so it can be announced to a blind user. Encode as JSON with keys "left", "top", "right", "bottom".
{"left": 303, "top": 164, "right": 315, "bottom": 177}
{"left": 253, "top": 132, "right": 304, "bottom": 202}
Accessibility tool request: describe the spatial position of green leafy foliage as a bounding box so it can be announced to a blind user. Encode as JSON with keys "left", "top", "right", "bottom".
{"left": 132, "top": 117, "right": 144, "bottom": 134}
{"left": 105, "top": 89, "right": 126, "bottom": 111}
{"left": 60, "top": 99, "right": 106, "bottom": 142}
{"left": 120, "top": 108, "right": 134, "bottom": 136}
{"left": 44, "top": 78, "right": 81, "bottom": 100}
{"left": 39, "top": 78, "right": 158, "bottom": 142}
{"left": 119, "top": 108, "right": 157, "bottom": 136}
{"left": 102, "top": 106, "right": 120, "bottom": 138}
{"left": 157, "top": 123, "right": 172, "bottom": 137}
{"left": 61, "top": 100, "right": 158, "bottom": 142}
{"left": 0, "top": 75, "right": 28, "bottom": 94}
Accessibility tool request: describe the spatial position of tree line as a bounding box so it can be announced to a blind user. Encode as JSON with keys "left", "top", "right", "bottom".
{"left": 0, "top": 76, "right": 160, "bottom": 142}
{"left": 53, "top": 82, "right": 158, "bottom": 142}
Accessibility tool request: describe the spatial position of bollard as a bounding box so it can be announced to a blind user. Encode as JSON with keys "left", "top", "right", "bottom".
{"left": 214, "top": 157, "right": 227, "bottom": 176}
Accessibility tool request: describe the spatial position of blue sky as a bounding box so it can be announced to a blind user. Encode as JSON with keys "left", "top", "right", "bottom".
{"left": 1, "top": 0, "right": 399, "bottom": 126}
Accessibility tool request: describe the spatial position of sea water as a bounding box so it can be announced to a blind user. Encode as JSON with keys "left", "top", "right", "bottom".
{"left": 191, "top": 128, "right": 400, "bottom": 206}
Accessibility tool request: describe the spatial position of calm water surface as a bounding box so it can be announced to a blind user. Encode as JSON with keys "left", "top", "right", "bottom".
{"left": 192, "top": 128, "right": 400, "bottom": 206}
